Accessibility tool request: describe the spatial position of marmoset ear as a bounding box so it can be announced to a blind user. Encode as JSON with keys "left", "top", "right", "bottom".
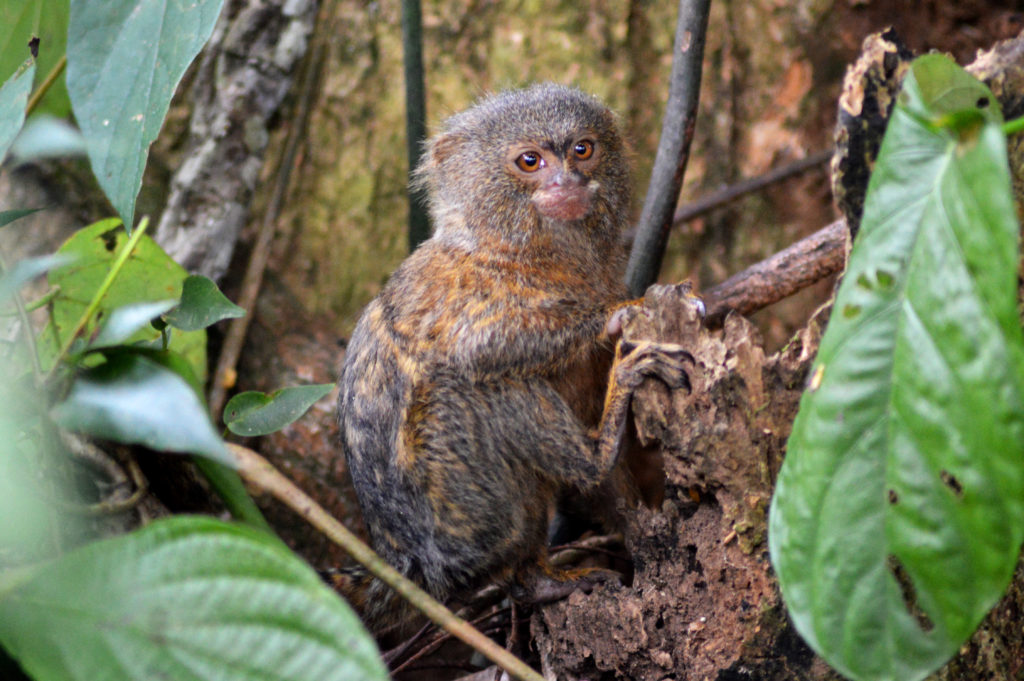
{"left": 412, "top": 131, "right": 466, "bottom": 192}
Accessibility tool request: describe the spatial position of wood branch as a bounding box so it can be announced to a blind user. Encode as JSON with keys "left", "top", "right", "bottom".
{"left": 671, "top": 149, "right": 832, "bottom": 228}
{"left": 625, "top": 0, "right": 711, "bottom": 297}
{"left": 701, "top": 218, "right": 848, "bottom": 328}
{"left": 401, "top": 0, "right": 430, "bottom": 251}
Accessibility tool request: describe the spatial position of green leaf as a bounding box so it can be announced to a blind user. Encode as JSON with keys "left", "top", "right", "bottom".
{"left": 0, "top": 516, "right": 388, "bottom": 681}
{"left": 52, "top": 353, "right": 230, "bottom": 464}
{"left": 66, "top": 0, "right": 224, "bottom": 229}
{"left": 225, "top": 384, "right": 335, "bottom": 437}
{"left": 769, "top": 54, "right": 1024, "bottom": 681}
{"left": 41, "top": 219, "right": 207, "bottom": 382}
{"left": 117, "top": 346, "right": 205, "bottom": 398}
{"left": 166, "top": 274, "right": 246, "bottom": 331}
{"left": 0, "top": 56, "right": 34, "bottom": 164}
{"left": 0, "top": 207, "right": 43, "bottom": 229}
{"left": 90, "top": 299, "right": 176, "bottom": 348}
{"left": 0, "top": 0, "right": 71, "bottom": 118}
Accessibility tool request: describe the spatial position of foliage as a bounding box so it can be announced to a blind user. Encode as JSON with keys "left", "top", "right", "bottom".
{"left": 0, "top": 0, "right": 69, "bottom": 118}
{"left": 0, "top": 516, "right": 388, "bottom": 681}
{"left": 66, "top": 0, "right": 223, "bottom": 230}
{"left": 224, "top": 384, "right": 335, "bottom": 437}
{"left": 0, "top": 55, "right": 33, "bottom": 161}
{"left": 769, "top": 55, "right": 1024, "bottom": 681}
{"left": 0, "top": 2, "right": 379, "bottom": 680}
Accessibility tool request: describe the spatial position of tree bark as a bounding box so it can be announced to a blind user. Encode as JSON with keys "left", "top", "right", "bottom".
{"left": 153, "top": 0, "right": 318, "bottom": 281}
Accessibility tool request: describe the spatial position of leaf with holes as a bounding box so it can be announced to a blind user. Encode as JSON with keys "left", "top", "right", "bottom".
{"left": 769, "top": 54, "right": 1024, "bottom": 681}
{"left": 0, "top": 516, "right": 388, "bottom": 681}
{"left": 0, "top": 0, "right": 70, "bottom": 117}
{"left": 40, "top": 219, "right": 207, "bottom": 382}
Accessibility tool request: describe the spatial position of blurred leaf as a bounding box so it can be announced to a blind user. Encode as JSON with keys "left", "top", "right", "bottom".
{"left": 52, "top": 353, "right": 229, "bottom": 464}
{"left": 10, "top": 114, "right": 87, "bottom": 160}
{"left": 166, "top": 274, "right": 245, "bottom": 331}
{"left": 0, "top": 516, "right": 388, "bottom": 681}
{"left": 90, "top": 299, "right": 175, "bottom": 349}
{"left": 224, "top": 384, "right": 334, "bottom": 437}
{"left": 0, "top": 207, "right": 42, "bottom": 229}
{"left": 769, "top": 55, "right": 1024, "bottom": 681}
{"left": 66, "top": 0, "right": 224, "bottom": 229}
{"left": 0, "top": 253, "right": 71, "bottom": 303}
{"left": 0, "top": 360, "right": 78, "bottom": 565}
{"left": 41, "top": 219, "right": 207, "bottom": 382}
{"left": 0, "top": 56, "right": 34, "bottom": 163}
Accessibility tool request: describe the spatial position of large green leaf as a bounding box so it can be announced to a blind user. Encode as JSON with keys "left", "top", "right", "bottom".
{"left": 0, "top": 516, "right": 388, "bottom": 681}
{"left": 0, "top": 56, "right": 34, "bottom": 163}
{"left": 52, "top": 352, "right": 229, "bottom": 464}
{"left": 0, "top": 0, "right": 70, "bottom": 118}
{"left": 66, "top": 0, "right": 224, "bottom": 229}
{"left": 769, "top": 55, "right": 1024, "bottom": 681}
{"left": 41, "top": 219, "right": 207, "bottom": 381}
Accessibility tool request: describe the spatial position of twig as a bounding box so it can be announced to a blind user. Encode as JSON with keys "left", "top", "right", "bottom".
{"left": 229, "top": 444, "right": 546, "bottom": 681}
{"left": 671, "top": 148, "right": 832, "bottom": 228}
{"left": 625, "top": 0, "right": 712, "bottom": 296}
{"left": 59, "top": 435, "right": 149, "bottom": 515}
{"left": 390, "top": 607, "right": 508, "bottom": 676}
{"left": 702, "top": 218, "right": 848, "bottom": 328}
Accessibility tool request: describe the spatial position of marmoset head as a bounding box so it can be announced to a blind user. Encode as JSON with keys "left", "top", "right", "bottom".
{"left": 414, "top": 84, "right": 631, "bottom": 246}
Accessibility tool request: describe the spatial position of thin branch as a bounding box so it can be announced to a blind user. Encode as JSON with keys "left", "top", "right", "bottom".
{"left": 402, "top": 0, "right": 430, "bottom": 251}
{"left": 625, "top": 0, "right": 712, "bottom": 297}
{"left": 702, "top": 218, "right": 848, "bottom": 328}
{"left": 229, "top": 444, "right": 546, "bottom": 681}
{"left": 671, "top": 148, "right": 832, "bottom": 228}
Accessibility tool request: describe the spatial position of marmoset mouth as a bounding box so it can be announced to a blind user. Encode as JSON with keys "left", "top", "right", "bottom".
{"left": 534, "top": 185, "right": 593, "bottom": 221}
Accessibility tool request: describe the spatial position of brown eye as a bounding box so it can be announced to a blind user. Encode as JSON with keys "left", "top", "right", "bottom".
{"left": 573, "top": 140, "right": 594, "bottom": 160}
{"left": 515, "top": 151, "right": 543, "bottom": 172}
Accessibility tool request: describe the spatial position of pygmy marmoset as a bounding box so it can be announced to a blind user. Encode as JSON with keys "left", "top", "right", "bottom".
{"left": 337, "top": 83, "right": 690, "bottom": 629}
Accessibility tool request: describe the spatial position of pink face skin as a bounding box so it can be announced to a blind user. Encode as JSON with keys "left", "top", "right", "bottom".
{"left": 507, "top": 135, "right": 601, "bottom": 222}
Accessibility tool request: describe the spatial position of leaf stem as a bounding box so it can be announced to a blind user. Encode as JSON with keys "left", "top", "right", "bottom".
{"left": 21, "top": 286, "right": 60, "bottom": 312}
{"left": 0, "top": 253, "right": 43, "bottom": 378}
{"left": 48, "top": 217, "right": 148, "bottom": 376}
{"left": 25, "top": 55, "right": 67, "bottom": 117}
{"left": 1003, "top": 115, "right": 1024, "bottom": 136}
